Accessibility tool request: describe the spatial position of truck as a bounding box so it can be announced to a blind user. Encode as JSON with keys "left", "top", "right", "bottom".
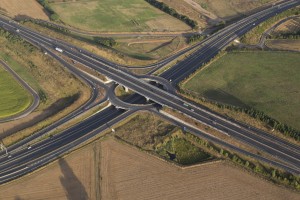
{"left": 55, "top": 47, "right": 63, "bottom": 53}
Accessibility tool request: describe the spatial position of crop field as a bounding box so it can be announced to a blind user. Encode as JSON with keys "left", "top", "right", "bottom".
{"left": 49, "top": 0, "right": 190, "bottom": 32}
{"left": 0, "top": 0, "right": 48, "bottom": 20}
{"left": 183, "top": 51, "right": 300, "bottom": 130}
{"left": 0, "top": 64, "right": 32, "bottom": 119}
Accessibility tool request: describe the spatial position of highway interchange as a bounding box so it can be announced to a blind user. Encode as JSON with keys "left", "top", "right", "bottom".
{"left": 0, "top": 0, "right": 300, "bottom": 184}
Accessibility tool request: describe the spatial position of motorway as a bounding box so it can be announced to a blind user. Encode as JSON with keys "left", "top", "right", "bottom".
{"left": 0, "top": 0, "right": 299, "bottom": 183}
{"left": 0, "top": 60, "right": 39, "bottom": 123}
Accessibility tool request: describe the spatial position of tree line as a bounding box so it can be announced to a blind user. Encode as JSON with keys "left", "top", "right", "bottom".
{"left": 187, "top": 34, "right": 206, "bottom": 44}
{"left": 186, "top": 132, "right": 300, "bottom": 190}
{"left": 37, "top": 0, "right": 60, "bottom": 21}
{"left": 145, "top": 0, "right": 198, "bottom": 29}
{"left": 270, "top": 31, "right": 300, "bottom": 39}
{"left": 179, "top": 88, "right": 300, "bottom": 141}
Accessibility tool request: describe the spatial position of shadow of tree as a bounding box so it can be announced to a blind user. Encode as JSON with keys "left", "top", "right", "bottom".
{"left": 59, "top": 159, "right": 88, "bottom": 200}
{"left": 14, "top": 15, "right": 32, "bottom": 21}
{"left": 14, "top": 196, "right": 24, "bottom": 200}
{"left": 0, "top": 93, "right": 80, "bottom": 140}
{"left": 203, "top": 89, "right": 248, "bottom": 108}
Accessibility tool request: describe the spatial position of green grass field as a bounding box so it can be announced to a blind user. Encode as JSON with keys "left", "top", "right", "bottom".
{"left": 50, "top": 0, "right": 190, "bottom": 32}
{"left": 156, "top": 136, "right": 212, "bottom": 165}
{"left": 0, "top": 65, "right": 32, "bottom": 119}
{"left": 183, "top": 51, "right": 300, "bottom": 130}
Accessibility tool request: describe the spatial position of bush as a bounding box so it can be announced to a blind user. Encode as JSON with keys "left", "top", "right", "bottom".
{"left": 188, "top": 34, "right": 206, "bottom": 44}
{"left": 94, "top": 37, "right": 117, "bottom": 47}
{"left": 50, "top": 13, "right": 59, "bottom": 21}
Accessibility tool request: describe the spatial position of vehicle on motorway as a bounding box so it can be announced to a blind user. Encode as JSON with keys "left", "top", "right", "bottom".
{"left": 55, "top": 47, "right": 63, "bottom": 53}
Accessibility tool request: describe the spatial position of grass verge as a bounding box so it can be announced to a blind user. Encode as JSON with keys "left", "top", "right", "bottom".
{"left": 0, "top": 28, "right": 90, "bottom": 145}
{"left": 0, "top": 64, "right": 32, "bottom": 119}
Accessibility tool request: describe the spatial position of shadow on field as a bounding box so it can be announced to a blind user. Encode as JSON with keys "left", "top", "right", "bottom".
{"left": 59, "top": 159, "right": 88, "bottom": 200}
{"left": 0, "top": 93, "right": 80, "bottom": 140}
{"left": 203, "top": 89, "right": 248, "bottom": 107}
{"left": 14, "top": 196, "right": 24, "bottom": 200}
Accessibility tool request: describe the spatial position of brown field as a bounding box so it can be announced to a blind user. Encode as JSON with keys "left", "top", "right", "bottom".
{"left": 273, "top": 17, "right": 300, "bottom": 34}
{"left": 2, "top": 138, "right": 299, "bottom": 200}
{"left": 267, "top": 39, "right": 300, "bottom": 51}
{"left": 193, "top": 0, "right": 276, "bottom": 20}
{"left": 0, "top": 140, "right": 99, "bottom": 200}
{"left": 159, "top": 0, "right": 277, "bottom": 28}
{"left": 101, "top": 139, "right": 300, "bottom": 200}
{"left": 0, "top": 0, "right": 48, "bottom": 20}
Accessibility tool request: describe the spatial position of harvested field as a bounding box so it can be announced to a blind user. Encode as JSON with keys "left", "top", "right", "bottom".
{"left": 272, "top": 17, "right": 300, "bottom": 35}
{"left": 267, "top": 39, "right": 300, "bottom": 51}
{"left": 0, "top": 0, "right": 48, "bottom": 20}
{"left": 0, "top": 140, "right": 99, "bottom": 200}
{"left": 158, "top": 0, "right": 276, "bottom": 27}
{"left": 193, "top": 0, "right": 275, "bottom": 20}
{"left": 0, "top": 138, "right": 299, "bottom": 199}
{"left": 101, "top": 138, "right": 299, "bottom": 200}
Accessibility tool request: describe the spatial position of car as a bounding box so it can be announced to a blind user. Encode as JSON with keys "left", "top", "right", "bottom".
{"left": 16, "top": 29, "right": 20, "bottom": 33}
{"left": 27, "top": 145, "right": 32, "bottom": 150}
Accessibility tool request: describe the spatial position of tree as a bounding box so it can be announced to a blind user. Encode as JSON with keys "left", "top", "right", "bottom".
{"left": 50, "top": 14, "right": 59, "bottom": 21}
